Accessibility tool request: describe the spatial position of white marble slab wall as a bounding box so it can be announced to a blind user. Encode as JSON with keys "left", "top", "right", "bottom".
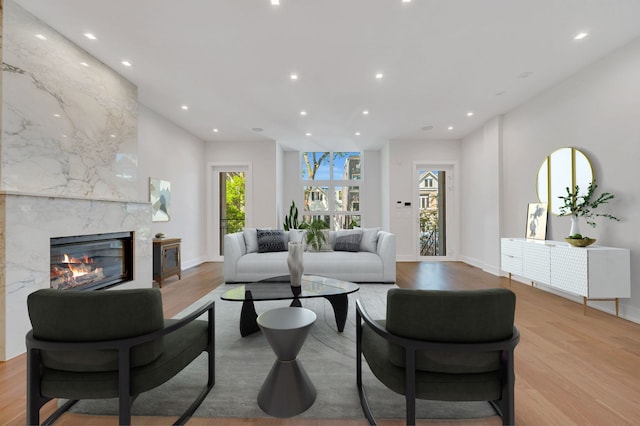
{"left": 1, "top": 1, "right": 138, "bottom": 200}
{"left": 0, "top": 2, "right": 151, "bottom": 360}
{"left": 1, "top": 194, "right": 152, "bottom": 360}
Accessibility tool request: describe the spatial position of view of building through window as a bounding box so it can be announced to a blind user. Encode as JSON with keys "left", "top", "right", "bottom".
{"left": 301, "top": 152, "right": 361, "bottom": 229}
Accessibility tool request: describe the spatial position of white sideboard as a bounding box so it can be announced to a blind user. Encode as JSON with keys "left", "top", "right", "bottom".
{"left": 500, "top": 238, "right": 630, "bottom": 316}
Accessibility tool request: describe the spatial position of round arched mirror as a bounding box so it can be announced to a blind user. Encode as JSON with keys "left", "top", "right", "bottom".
{"left": 537, "top": 147, "right": 594, "bottom": 215}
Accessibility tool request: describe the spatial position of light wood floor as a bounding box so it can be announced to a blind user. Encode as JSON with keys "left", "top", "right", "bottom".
{"left": 2, "top": 261, "right": 640, "bottom": 425}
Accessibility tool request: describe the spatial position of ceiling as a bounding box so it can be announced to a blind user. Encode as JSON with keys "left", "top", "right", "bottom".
{"left": 13, "top": 0, "right": 640, "bottom": 152}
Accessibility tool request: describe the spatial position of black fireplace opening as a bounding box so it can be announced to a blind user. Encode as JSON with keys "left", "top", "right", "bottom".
{"left": 50, "top": 231, "right": 134, "bottom": 291}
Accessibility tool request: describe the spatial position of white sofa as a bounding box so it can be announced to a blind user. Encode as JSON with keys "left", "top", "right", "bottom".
{"left": 223, "top": 228, "right": 396, "bottom": 283}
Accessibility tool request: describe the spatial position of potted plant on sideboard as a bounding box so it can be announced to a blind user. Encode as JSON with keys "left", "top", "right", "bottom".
{"left": 558, "top": 181, "right": 619, "bottom": 247}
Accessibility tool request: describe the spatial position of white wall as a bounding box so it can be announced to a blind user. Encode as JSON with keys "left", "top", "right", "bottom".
{"left": 460, "top": 127, "right": 487, "bottom": 265}
{"left": 460, "top": 117, "right": 503, "bottom": 274}
{"left": 282, "top": 151, "right": 302, "bottom": 225}
{"left": 461, "top": 36, "right": 640, "bottom": 321}
{"left": 388, "top": 139, "right": 461, "bottom": 260}
{"left": 137, "top": 105, "right": 207, "bottom": 269}
{"left": 275, "top": 144, "right": 285, "bottom": 227}
{"left": 362, "top": 150, "right": 382, "bottom": 228}
{"left": 380, "top": 143, "right": 391, "bottom": 230}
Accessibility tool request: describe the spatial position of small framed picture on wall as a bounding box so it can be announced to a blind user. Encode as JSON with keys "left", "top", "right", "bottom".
{"left": 150, "top": 177, "right": 171, "bottom": 222}
{"left": 526, "top": 203, "right": 547, "bottom": 240}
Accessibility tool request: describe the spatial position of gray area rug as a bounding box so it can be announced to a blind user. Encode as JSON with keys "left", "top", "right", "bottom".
{"left": 69, "top": 284, "right": 497, "bottom": 421}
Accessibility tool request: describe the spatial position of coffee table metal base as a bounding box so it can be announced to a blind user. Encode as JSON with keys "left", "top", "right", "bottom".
{"left": 239, "top": 291, "right": 347, "bottom": 337}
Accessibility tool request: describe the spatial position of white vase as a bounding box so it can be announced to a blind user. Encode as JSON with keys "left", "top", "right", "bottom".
{"left": 287, "top": 242, "right": 304, "bottom": 287}
{"left": 569, "top": 215, "right": 580, "bottom": 236}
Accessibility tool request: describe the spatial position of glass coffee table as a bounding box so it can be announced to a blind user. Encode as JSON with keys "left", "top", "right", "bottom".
{"left": 221, "top": 275, "right": 359, "bottom": 337}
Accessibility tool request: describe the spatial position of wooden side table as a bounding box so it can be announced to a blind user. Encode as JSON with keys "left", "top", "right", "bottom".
{"left": 153, "top": 238, "right": 181, "bottom": 287}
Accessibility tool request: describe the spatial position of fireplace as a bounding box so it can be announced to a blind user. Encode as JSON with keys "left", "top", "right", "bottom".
{"left": 50, "top": 232, "right": 134, "bottom": 291}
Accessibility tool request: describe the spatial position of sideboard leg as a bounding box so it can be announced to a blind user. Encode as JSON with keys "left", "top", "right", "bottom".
{"left": 583, "top": 297, "right": 588, "bottom": 315}
{"left": 615, "top": 298, "right": 620, "bottom": 317}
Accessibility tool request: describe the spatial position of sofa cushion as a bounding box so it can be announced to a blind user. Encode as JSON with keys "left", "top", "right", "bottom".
{"left": 304, "top": 251, "right": 383, "bottom": 282}
{"left": 358, "top": 227, "right": 381, "bottom": 253}
{"left": 334, "top": 229, "right": 363, "bottom": 252}
{"left": 257, "top": 229, "right": 287, "bottom": 252}
{"left": 243, "top": 228, "right": 259, "bottom": 253}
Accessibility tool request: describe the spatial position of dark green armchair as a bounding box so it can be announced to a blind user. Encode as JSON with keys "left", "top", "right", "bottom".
{"left": 26, "top": 288, "right": 214, "bottom": 425}
{"left": 356, "top": 288, "right": 519, "bottom": 425}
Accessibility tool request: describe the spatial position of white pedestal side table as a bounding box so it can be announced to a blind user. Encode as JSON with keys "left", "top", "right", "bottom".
{"left": 257, "top": 306, "right": 317, "bottom": 417}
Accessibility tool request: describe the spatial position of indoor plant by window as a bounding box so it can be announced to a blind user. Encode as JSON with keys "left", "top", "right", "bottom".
{"left": 283, "top": 201, "right": 300, "bottom": 231}
{"left": 558, "top": 181, "right": 619, "bottom": 246}
{"left": 300, "top": 219, "right": 329, "bottom": 251}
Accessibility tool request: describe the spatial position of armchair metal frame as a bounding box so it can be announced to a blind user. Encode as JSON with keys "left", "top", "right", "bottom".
{"left": 26, "top": 300, "right": 215, "bottom": 426}
{"left": 356, "top": 299, "right": 520, "bottom": 426}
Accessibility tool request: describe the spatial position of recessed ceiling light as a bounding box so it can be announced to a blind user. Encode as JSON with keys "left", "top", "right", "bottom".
{"left": 300, "top": 110, "right": 307, "bottom": 116}
{"left": 212, "top": 128, "right": 219, "bottom": 133}
{"left": 110, "top": 134, "right": 117, "bottom": 138}
{"left": 53, "top": 113, "right": 61, "bottom": 118}
{"left": 271, "top": 0, "right": 280, "bottom": 5}
{"left": 375, "top": 73, "right": 384, "bottom": 79}
{"left": 362, "top": 110, "right": 369, "bottom": 115}
{"left": 402, "top": 0, "right": 412, "bottom": 3}
{"left": 574, "top": 32, "right": 589, "bottom": 40}
{"left": 84, "top": 33, "right": 97, "bottom": 40}
{"left": 80, "top": 62, "right": 89, "bottom": 67}
{"left": 447, "top": 126, "right": 454, "bottom": 130}
{"left": 355, "top": 132, "right": 361, "bottom": 136}
{"left": 121, "top": 61, "right": 132, "bottom": 67}
{"left": 466, "top": 111, "right": 474, "bottom": 117}
{"left": 181, "top": 105, "right": 189, "bottom": 110}
{"left": 35, "top": 34, "right": 47, "bottom": 40}
{"left": 290, "top": 73, "right": 298, "bottom": 80}
{"left": 305, "top": 132, "right": 312, "bottom": 136}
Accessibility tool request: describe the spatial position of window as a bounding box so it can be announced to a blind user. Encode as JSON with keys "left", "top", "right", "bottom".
{"left": 301, "top": 152, "right": 361, "bottom": 229}
{"left": 420, "top": 195, "right": 430, "bottom": 209}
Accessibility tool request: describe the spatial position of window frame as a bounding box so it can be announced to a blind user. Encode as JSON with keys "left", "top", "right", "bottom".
{"left": 300, "top": 151, "right": 362, "bottom": 230}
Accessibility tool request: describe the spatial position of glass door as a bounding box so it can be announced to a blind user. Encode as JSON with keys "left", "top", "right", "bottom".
{"left": 219, "top": 171, "right": 245, "bottom": 256}
{"left": 416, "top": 166, "right": 449, "bottom": 258}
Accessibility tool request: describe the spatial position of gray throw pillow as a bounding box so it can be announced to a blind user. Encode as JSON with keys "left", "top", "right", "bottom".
{"left": 257, "top": 229, "right": 287, "bottom": 253}
{"left": 334, "top": 229, "right": 363, "bottom": 252}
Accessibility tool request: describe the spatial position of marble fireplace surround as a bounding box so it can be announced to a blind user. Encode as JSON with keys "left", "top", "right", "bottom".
{"left": 0, "top": 1, "right": 153, "bottom": 360}
{"left": 0, "top": 193, "right": 152, "bottom": 360}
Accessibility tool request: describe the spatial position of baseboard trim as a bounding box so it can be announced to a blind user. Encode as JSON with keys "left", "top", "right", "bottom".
{"left": 182, "top": 256, "right": 206, "bottom": 270}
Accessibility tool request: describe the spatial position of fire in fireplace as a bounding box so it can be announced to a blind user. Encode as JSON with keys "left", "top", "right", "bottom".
{"left": 50, "top": 232, "right": 134, "bottom": 291}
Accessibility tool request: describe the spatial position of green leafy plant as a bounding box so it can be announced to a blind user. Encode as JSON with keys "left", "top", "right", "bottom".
{"left": 283, "top": 201, "right": 299, "bottom": 231}
{"left": 300, "top": 219, "right": 329, "bottom": 251}
{"left": 558, "top": 181, "right": 619, "bottom": 228}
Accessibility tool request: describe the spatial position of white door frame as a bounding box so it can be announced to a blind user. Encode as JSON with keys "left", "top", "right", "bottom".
{"left": 412, "top": 161, "right": 459, "bottom": 261}
{"left": 207, "top": 162, "right": 252, "bottom": 261}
